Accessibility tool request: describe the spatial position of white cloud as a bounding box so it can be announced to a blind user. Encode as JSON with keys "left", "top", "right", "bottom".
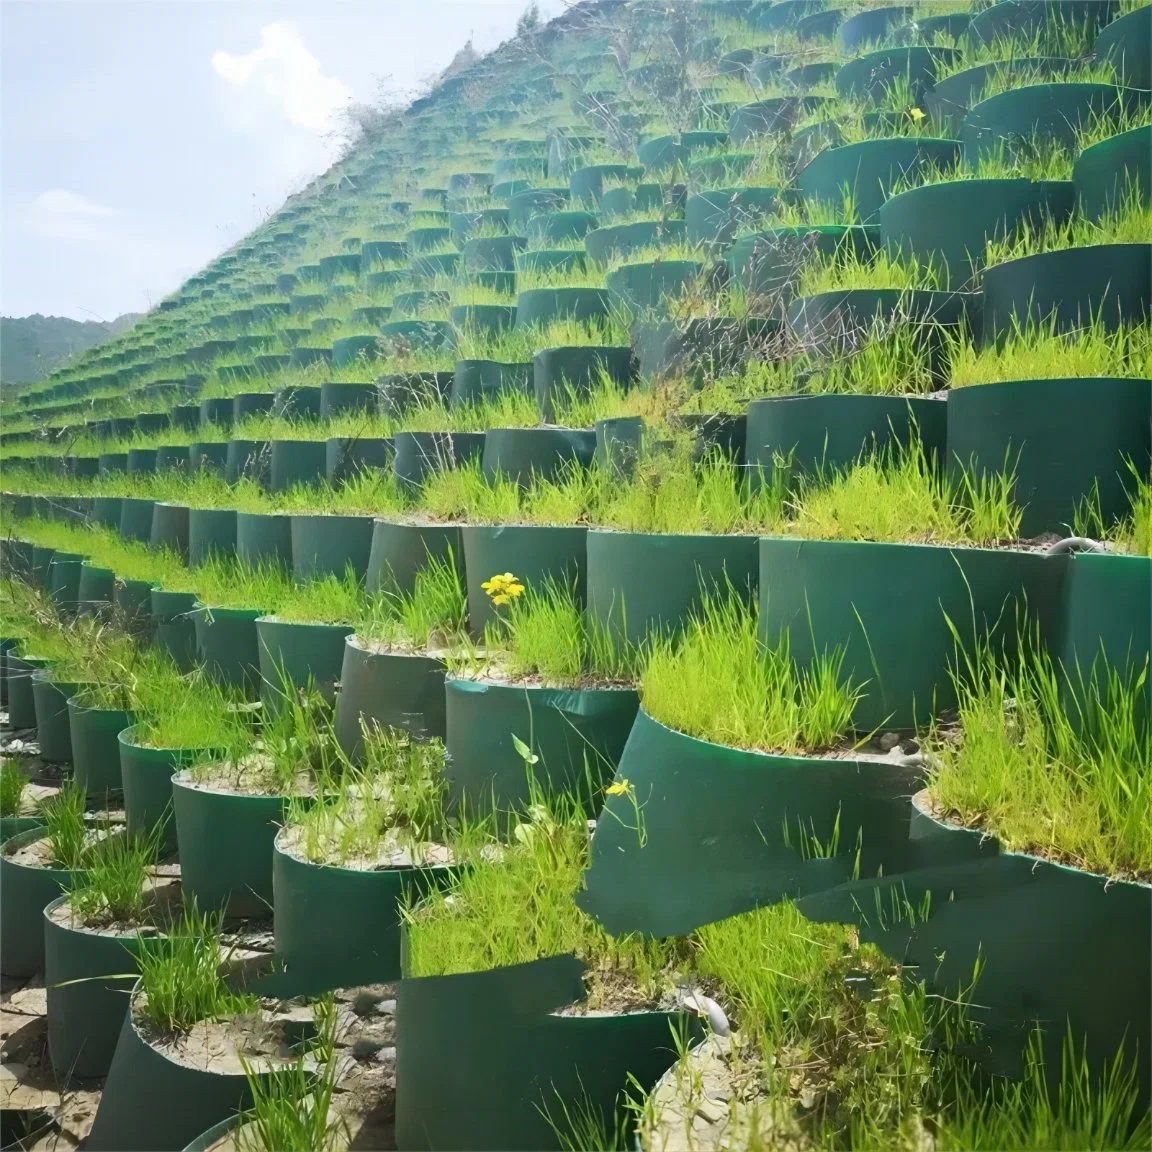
{"left": 32, "top": 189, "right": 117, "bottom": 218}
{"left": 28, "top": 189, "right": 119, "bottom": 241}
{"left": 212, "top": 22, "right": 351, "bottom": 133}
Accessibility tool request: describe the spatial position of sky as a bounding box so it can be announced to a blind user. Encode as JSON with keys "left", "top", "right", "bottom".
{"left": 1, "top": 0, "right": 569, "bottom": 323}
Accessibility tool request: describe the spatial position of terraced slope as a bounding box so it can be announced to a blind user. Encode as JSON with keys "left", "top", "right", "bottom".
{"left": 1, "top": 1, "right": 1150, "bottom": 1149}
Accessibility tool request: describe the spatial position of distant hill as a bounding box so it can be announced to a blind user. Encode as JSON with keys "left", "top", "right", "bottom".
{"left": 1, "top": 312, "right": 139, "bottom": 387}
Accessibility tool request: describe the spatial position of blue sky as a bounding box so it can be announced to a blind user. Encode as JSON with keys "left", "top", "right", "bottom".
{"left": 1, "top": 0, "right": 567, "bottom": 322}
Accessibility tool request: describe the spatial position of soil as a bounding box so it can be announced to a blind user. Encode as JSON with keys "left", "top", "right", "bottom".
{"left": 270, "top": 509, "right": 357, "bottom": 519}
{"left": 1, "top": 713, "right": 68, "bottom": 794}
{"left": 800, "top": 729, "right": 924, "bottom": 763}
{"left": 201, "top": 983, "right": 400, "bottom": 1151}
{"left": 449, "top": 664, "right": 637, "bottom": 692}
{"left": 278, "top": 822, "right": 453, "bottom": 872}
{"left": 640, "top": 1033, "right": 814, "bottom": 1152}
{"left": 46, "top": 875, "right": 183, "bottom": 936}
{"left": 391, "top": 511, "right": 461, "bottom": 529}
{"left": 136, "top": 996, "right": 312, "bottom": 1078}
{"left": 566, "top": 958, "right": 684, "bottom": 1016}
{"left": 203, "top": 1119, "right": 246, "bottom": 1150}
{"left": 2, "top": 970, "right": 103, "bottom": 1151}
{"left": 257, "top": 612, "right": 351, "bottom": 629}
{"left": 3, "top": 824, "right": 119, "bottom": 869}
{"left": 350, "top": 633, "right": 417, "bottom": 657}
{"left": 779, "top": 528, "right": 1088, "bottom": 553}
{"left": 918, "top": 788, "right": 970, "bottom": 829}
{"left": 350, "top": 632, "right": 467, "bottom": 661}
{"left": 0, "top": 739, "right": 109, "bottom": 1152}
{"left": 537, "top": 942, "right": 712, "bottom": 1020}
{"left": 178, "top": 754, "right": 313, "bottom": 798}
{"left": 399, "top": 507, "right": 590, "bottom": 530}
{"left": 916, "top": 787, "right": 1152, "bottom": 884}
{"left": 659, "top": 717, "right": 926, "bottom": 765}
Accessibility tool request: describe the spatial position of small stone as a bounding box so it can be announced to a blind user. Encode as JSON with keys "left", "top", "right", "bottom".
{"left": 695, "top": 1097, "right": 728, "bottom": 1124}
{"left": 6, "top": 987, "right": 47, "bottom": 1017}
{"left": 374, "top": 999, "right": 396, "bottom": 1016}
{"left": 351, "top": 990, "right": 383, "bottom": 1016}
{"left": 680, "top": 991, "right": 730, "bottom": 1037}
{"left": 1, "top": 1062, "right": 60, "bottom": 1110}
{"left": 373, "top": 1045, "right": 396, "bottom": 1064}
{"left": 879, "top": 732, "right": 902, "bottom": 751}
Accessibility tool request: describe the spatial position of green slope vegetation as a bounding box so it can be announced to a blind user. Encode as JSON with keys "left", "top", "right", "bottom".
{"left": 1, "top": 0, "right": 1149, "bottom": 1148}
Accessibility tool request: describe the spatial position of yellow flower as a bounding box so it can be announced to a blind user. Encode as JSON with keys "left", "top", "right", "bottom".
{"left": 482, "top": 572, "right": 525, "bottom": 602}
{"left": 605, "top": 778, "right": 633, "bottom": 797}
{"left": 908, "top": 108, "right": 925, "bottom": 122}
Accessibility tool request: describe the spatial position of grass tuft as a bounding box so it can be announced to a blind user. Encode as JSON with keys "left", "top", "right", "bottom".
{"left": 237, "top": 995, "right": 346, "bottom": 1152}
{"left": 597, "top": 448, "right": 786, "bottom": 536}
{"left": 132, "top": 670, "right": 251, "bottom": 754}
{"left": 40, "top": 782, "right": 94, "bottom": 870}
{"left": 479, "top": 576, "right": 642, "bottom": 687}
{"left": 360, "top": 551, "right": 468, "bottom": 651}
{"left": 931, "top": 637, "right": 1151, "bottom": 880}
{"left": 402, "top": 795, "right": 682, "bottom": 1006}
{"left": 286, "top": 730, "right": 451, "bottom": 866}
{"left": 947, "top": 315, "right": 1151, "bottom": 388}
{"left": 799, "top": 246, "right": 945, "bottom": 296}
{"left": 68, "top": 820, "right": 163, "bottom": 925}
{"left": 641, "top": 591, "right": 860, "bottom": 754}
{"left": 0, "top": 761, "right": 27, "bottom": 819}
{"left": 984, "top": 185, "right": 1150, "bottom": 265}
{"left": 135, "top": 902, "right": 258, "bottom": 1033}
{"left": 785, "top": 438, "right": 1022, "bottom": 547}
